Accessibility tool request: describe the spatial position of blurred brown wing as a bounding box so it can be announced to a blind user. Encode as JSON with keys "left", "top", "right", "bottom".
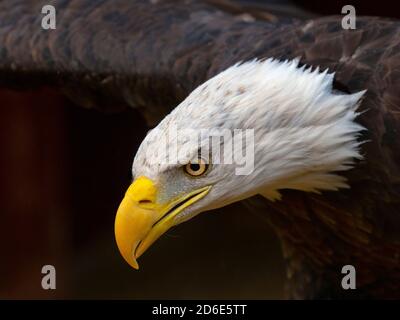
{"left": 0, "top": 0, "right": 304, "bottom": 124}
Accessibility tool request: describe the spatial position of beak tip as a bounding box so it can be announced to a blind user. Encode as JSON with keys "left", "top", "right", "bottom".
{"left": 129, "top": 258, "right": 140, "bottom": 270}
{"left": 132, "top": 263, "right": 140, "bottom": 270}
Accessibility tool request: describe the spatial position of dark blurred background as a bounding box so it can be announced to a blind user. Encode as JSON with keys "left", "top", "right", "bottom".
{"left": 0, "top": 88, "right": 285, "bottom": 299}
{"left": 293, "top": 0, "right": 400, "bottom": 18}
{"left": 1, "top": 0, "right": 399, "bottom": 299}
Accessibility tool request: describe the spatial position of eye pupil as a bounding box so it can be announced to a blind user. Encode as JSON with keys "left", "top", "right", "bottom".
{"left": 190, "top": 163, "right": 200, "bottom": 172}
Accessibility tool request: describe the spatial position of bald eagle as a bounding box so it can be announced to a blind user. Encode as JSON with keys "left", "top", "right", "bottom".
{"left": 115, "top": 58, "right": 367, "bottom": 268}
{"left": 1, "top": 0, "right": 400, "bottom": 299}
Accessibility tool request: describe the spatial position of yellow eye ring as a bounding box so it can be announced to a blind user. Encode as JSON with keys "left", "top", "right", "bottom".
{"left": 184, "top": 158, "right": 210, "bottom": 177}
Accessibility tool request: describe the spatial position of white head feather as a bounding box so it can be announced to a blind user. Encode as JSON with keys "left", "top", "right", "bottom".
{"left": 132, "top": 58, "right": 366, "bottom": 222}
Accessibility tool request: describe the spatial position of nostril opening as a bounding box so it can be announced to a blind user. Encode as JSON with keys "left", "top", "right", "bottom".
{"left": 139, "top": 199, "right": 152, "bottom": 205}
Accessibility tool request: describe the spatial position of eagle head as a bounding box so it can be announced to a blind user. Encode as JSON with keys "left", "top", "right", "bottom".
{"left": 114, "top": 58, "right": 366, "bottom": 269}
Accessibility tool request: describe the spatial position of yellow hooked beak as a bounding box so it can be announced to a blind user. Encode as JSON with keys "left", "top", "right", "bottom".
{"left": 114, "top": 176, "right": 211, "bottom": 269}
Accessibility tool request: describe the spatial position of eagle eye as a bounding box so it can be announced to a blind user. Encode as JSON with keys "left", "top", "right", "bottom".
{"left": 184, "top": 158, "right": 209, "bottom": 177}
